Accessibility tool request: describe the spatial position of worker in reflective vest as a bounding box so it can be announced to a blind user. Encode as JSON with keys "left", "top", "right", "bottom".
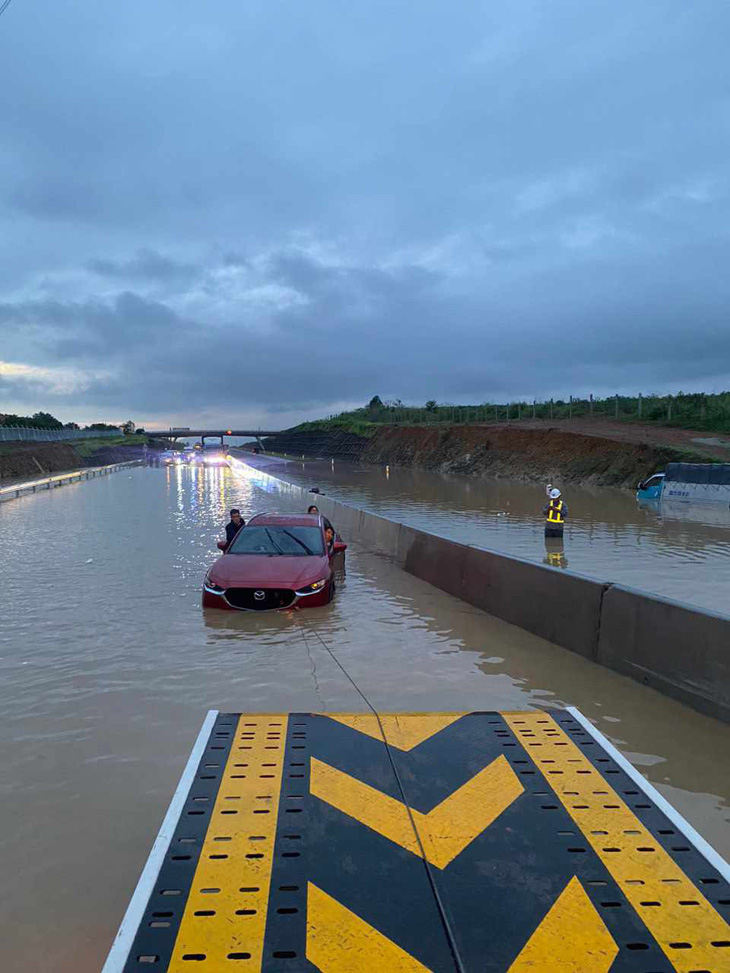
{"left": 543, "top": 486, "right": 568, "bottom": 538}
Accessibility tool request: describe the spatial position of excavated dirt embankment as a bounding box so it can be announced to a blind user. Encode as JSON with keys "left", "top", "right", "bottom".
{"left": 266, "top": 424, "right": 691, "bottom": 488}
{"left": 0, "top": 442, "right": 86, "bottom": 480}
{"left": 0, "top": 441, "right": 168, "bottom": 481}
{"left": 362, "top": 425, "right": 680, "bottom": 487}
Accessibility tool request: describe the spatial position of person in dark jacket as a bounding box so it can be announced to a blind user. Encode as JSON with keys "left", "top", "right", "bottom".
{"left": 543, "top": 487, "right": 568, "bottom": 538}
{"left": 224, "top": 509, "right": 245, "bottom": 549}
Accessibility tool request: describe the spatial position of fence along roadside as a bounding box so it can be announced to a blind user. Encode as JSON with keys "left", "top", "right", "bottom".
{"left": 324, "top": 390, "right": 730, "bottom": 429}
{"left": 0, "top": 426, "right": 122, "bottom": 442}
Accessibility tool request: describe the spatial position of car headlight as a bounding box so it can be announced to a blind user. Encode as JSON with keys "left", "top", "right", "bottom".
{"left": 204, "top": 574, "right": 224, "bottom": 593}
{"left": 296, "top": 578, "right": 327, "bottom": 595}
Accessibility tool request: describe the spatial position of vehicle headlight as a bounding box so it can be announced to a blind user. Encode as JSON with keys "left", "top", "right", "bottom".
{"left": 296, "top": 578, "right": 327, "bottom": 595}
{"left": 204, "top": 574, "right": 224, "bottom": 593}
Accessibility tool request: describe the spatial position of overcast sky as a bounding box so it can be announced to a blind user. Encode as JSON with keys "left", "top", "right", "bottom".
{"left": 1, "top": 0, "right": 729, "bottom": 428}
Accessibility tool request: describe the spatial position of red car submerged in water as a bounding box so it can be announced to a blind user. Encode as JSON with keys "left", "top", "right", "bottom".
{"left": 202, "top": 513, "right": 346, "bottom": 611}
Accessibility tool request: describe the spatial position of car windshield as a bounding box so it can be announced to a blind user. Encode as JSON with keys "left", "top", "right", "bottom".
{"left": 229, "top": 525, "right": 325, "bottom": 556}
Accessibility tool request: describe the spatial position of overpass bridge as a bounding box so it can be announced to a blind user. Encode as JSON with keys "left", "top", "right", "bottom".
{"left": 146, "top": 428, "right": 283, "bottom": 441}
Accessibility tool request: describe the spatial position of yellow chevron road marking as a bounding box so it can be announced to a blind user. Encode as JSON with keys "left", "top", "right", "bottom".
{"left": 306, "top": 883, "right": 433, "bottom": 973}
{"left": 508, "top": 876, "right": 619, "bottom": 972}
{"left": 324, "top": 713, "right": 466, "bottom": 751}
{"left": 310, "top": 754, "right": 523, "bottom": 869}
{"left": 504, "top": 713, "right": 730, "bottom": 973}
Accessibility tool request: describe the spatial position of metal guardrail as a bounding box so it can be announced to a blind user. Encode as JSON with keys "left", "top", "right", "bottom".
{"left": 0, "top": 461, "right": 141, "bottom": 502}
{"left": 0, "top": 426, "right": 122, "bottom": 442}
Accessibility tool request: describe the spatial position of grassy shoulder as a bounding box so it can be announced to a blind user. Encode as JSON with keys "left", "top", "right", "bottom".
{"left": 70, "top": 434, "right": 151, "bottom": 457}
{"left": 291, "top": 418, "right": 381, "bottom": 437}
{"left": 0, "top": 434, "right": 155, "bottom": 459}
{"left": 289, "top": 392, "right": 730, "bottom": 436}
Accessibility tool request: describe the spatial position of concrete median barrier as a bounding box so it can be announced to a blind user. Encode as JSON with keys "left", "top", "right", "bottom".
{"left": 395, "top": 523, "right": 420, "bottom": 566}
{"left": 317, "top": 496, "right": 363, "bottom": 536}
{"left": 597, "top": 584, "right": 730, "bottom": 721}
{"left": 233, "top": 456, "right": 730, "bottom": 721}
{"left": 358, "top": 510, "right": 404, "bottom": 558}
{"left": 322, "top": 490, "right": 729, "bottom": 721}
{"left": 460, "top": 546, "right": 604, "bottom": 661}
{"left": 400, "top": 529, "right": 470, "bottom": 600}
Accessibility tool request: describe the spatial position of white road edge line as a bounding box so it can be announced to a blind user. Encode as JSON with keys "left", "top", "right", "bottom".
{"left": 101, "top": 709, "right": 219, "bottom": 973}
{"left": 0, "top": 461, "right": 140, "bottom": 497}
{"left": 567, "top": 705, "right": 730, "bottom": 883}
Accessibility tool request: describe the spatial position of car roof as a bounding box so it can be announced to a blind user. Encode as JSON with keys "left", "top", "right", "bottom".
{"left": 247, "top": 513, "right": 321, "bottom": 527}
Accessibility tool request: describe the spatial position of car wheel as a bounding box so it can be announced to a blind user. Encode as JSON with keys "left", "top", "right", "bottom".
{"left": 328, "top": 580, "right": 336, "bottom": 602}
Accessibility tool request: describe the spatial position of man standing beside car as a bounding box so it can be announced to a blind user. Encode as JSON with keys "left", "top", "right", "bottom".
{"left": 224, "top": 509, "right": 246, "bottom": 549}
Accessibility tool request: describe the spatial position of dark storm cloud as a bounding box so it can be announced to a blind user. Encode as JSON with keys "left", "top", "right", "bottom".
{"left": 1, "top": 0, "right": 729, "bottom": 424}
{"left": 87, "top": 250, "right": 197, "bottom": 283}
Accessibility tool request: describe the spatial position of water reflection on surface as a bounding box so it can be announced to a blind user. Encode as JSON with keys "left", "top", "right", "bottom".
{"left": 273, "top": 458, "right": 730, "bottom": 615}
{"left": 0, "top": 465, "right": 728, "bottom": 972}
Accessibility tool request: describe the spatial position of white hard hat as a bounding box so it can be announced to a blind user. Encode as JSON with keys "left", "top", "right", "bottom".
{"left": 550, "top": 488, "right": 561, "bottom": 499}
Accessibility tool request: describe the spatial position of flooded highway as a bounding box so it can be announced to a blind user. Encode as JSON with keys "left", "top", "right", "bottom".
{"left": 1, "top": 463, "right": 730, "bottom": 973}
{"left": 272, "top": 457, "right": 730, "bottom": 617}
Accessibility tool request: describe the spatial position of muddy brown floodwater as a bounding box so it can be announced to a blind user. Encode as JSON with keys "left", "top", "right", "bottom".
{"left": 0, "top": 463, "right": 729, "bottom": 973}
{"left": 270, "top": 455, "right": 730, "bottom": 617}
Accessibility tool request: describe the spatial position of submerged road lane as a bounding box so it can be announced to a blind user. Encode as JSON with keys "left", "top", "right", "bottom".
{"left": 269, "top": 456, "right": 730, "bottom": 616}
{"left": 0, "top": 463, "right": 729, "bottom": 972}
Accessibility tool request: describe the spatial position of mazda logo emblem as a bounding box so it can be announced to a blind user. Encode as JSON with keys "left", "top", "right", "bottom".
{"left": 253, "top": 590, "right": 266, "bottom": 601}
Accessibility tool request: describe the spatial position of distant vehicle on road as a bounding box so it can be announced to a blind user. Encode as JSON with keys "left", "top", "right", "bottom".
{"left": 203, "top": 513, "right": 346, "bottom": 612}
{"left": 637, "top": 462, "right": 730, "bottom": 503}
{"left": 198, "top": 433, "right": 228, "bottom": 466}
{"left": 202, "top": 444, "right": 227, "bottom": 466}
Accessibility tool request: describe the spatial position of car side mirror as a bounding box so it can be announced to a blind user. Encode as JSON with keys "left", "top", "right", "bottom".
{"left": 332, "top": 541, "right": 347, "bottom": 555}
{"left": 217, "top": 540, "right": 227, "bottom": 551}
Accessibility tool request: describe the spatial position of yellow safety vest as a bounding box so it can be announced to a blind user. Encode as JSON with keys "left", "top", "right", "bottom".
{"left": 547, "top": 500, "right": 564, "bottom": 523}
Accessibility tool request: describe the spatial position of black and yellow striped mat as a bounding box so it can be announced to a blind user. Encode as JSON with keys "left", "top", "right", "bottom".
{"left": 106, "top": 711, "right": 730, "bottom": 972}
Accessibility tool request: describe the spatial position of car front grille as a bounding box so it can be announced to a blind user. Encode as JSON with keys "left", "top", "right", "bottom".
{"left": 224, "top": 587, "right": 296, "bottom": 611}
